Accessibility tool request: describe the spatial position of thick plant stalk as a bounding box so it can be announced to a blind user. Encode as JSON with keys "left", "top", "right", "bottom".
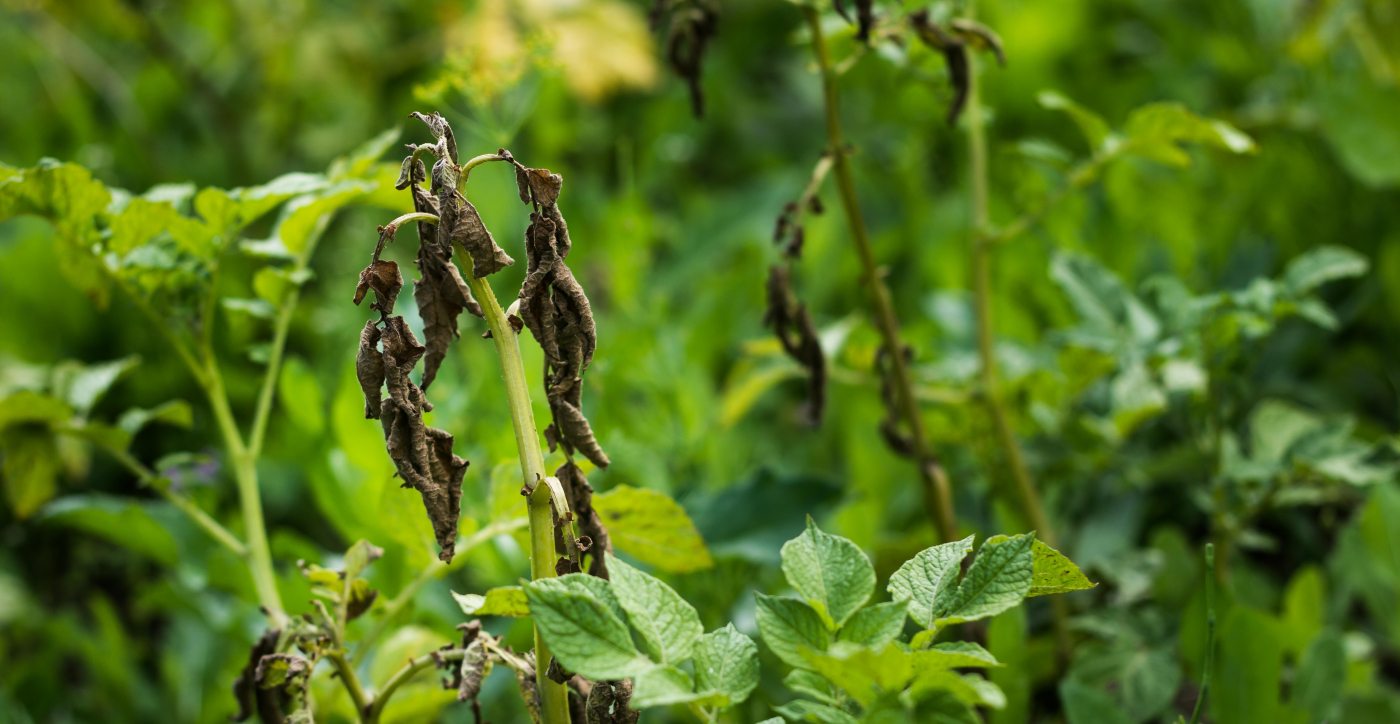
{"left": 961, "top": 11, "right": 1069, "bottom": 657}
{"left": 804, "top": 7, "right": 958, "bottom": 543}
{"left": 464, "top": 271, "right": 573, "bottom": 724}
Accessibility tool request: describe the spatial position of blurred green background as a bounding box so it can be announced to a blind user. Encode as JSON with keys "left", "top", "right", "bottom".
{"left": 1, "top": 0, "right": 1398, "bottom": 721}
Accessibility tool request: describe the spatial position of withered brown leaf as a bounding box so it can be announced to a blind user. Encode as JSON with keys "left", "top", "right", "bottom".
{"left": 652, "top": 0, "right": 719, "bottom": 118}
{"left": 231, "top": 629, "right": 285, "bottom": 723}
{"left": 586, "top": 680, "right": 640, "bottom": 724}
{"left": 376, "top": 315, "right": 466, "bottom": 562}
{"left": 516, "top": 183, "right": 609, "bottom": 468}
{"left": 356, "top": 320, "right": 385, "bottom": 419}
{"left": 353, "top": 259, "right": 403, "bottom": 314}
{"left": 556, "top": 461, "right": 611, "bottom": 578}
{"left": 764, "top": 266, "right": 826, "bottom": 425}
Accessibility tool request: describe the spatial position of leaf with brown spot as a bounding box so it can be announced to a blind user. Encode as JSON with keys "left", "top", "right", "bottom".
{"left": 231, "top": 629, "right": 284, "bottom": 722}
{"left": 410, "top": 111, "right": 458, "bottom": 163}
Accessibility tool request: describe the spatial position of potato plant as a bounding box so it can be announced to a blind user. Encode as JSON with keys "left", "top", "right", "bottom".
{"left": 2, "top": 0, "right": 1399, "bottom": 722}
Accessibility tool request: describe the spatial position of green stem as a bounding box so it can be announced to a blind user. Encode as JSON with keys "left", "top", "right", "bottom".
{"left": 962, "top": 9, "right": 1068, "bottom": 658}
{"left": 964, "top": 46, "right": 1055, "bottom": 547}
{"left": 248, "top": 215, "right": 332, "bottom": 459}
{"left": 365, "top": 649, "right": 467, "bottom": 723}
{"left": 1189, "top": 543, "right": 1217, "bottom": 724}
{"left": 204, "top": 357, "right": 286, "bottom": 625}
{"left": 329, "top": 651, "right": 370, "bottom": 717}
{"left": 109, "top": 442, "right": 248, "bottom": 557}
{"left": 804, "top": 6, "right": 957, "bottom": 543}
{"left": 352, "top": 517, "right": 529, "bottom": 661}
{"left": 464, "top": 272, "right": 573, "bottom": 724}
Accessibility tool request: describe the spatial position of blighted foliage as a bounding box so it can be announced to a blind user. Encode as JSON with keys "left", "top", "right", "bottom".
{"left": 511, "top": 160, "right": 611, "bottom": 469}
{"left": 355, "top": 184, "right": 468, "bottom": 564}
{"left": 650, "top": 0, "right": 719, "bottom": 117}
{"left": 764, "top": 155, "right": 832, "bottom": 425}
{"left": 556, "top": 460, "right": 612, "bottom": 578}
{"left": 833, "top": 0, "right": 876, "bottom": 42}
{"left": 233, "top": 540, "right": 384, "bottom": 722}
{"left": 909, "top": 12, "right": 1005, "bottom": 124}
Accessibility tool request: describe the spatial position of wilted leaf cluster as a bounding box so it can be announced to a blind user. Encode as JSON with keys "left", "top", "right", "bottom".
{"left": 764, "top": 157, "right": 831, "bottom": 425}
{"left": 650, "top": 0, "right": 719, "bottom": 117}
{"left": 909, "top": 13, "right": 1005, "bottom": 124}
{"left": 510, "top": 159, "right": 610, "bottom": 470}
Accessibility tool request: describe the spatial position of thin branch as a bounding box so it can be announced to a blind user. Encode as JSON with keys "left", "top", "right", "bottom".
{"left": 366, "top": 648, "right": 468, "bottom": 723}
{"left": 83, "top": 434, "right": 248, "bottom": 557}
{"left": 804, "top": 6, "right": 958, "bottom": 542}
{"left": 352, "top": 517, "right": 529, "bottom": 661}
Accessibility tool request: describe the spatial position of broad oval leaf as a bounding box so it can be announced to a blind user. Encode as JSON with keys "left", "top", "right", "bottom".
{"left": 452, "top": 586, "right": 529, "bottom": 617}
{"left": 607, "top": 553, "right": 703, "bottom": 663}
{"left": 780, "top": 517, "right": 875, "bottom": 629}
{"left": 937, "top": 534, "right": 1035, "bottom": 626}
{"left": 593, "top": 485, "right": 713, "bottom": 572}
{"left": 888, "top": 535, "right": 974, "bottom": 628}
{"left": 524, "top": 574, "right": 652, "bottom": 680}
{"left": 1028, "top": 539, "right": 1096, "bottom": 597}
{"left": 754, "top": 593, "right": 832, "bottom": 669}
{"left": 693, "top": 624, "right": 760, "bottom": 710}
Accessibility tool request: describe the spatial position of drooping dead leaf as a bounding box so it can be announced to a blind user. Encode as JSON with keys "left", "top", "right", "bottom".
{"left": 356, "top": 320, "right": 385, "bottom": 419}
{"left": 651, "top": 0, "right": 719, "bottom": 118}
{"left": 514, "top": 173, "right": 609, "bottom": 469}
{"left": 764, "top": 266, "right": 826, "bottom": 425}
{"left": 353, "top": 259, "right": 403, "bottom": 314}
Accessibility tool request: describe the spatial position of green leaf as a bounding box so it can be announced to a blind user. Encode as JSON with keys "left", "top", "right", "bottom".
{"left": 754, "top": 593, "right": 832, "bottom": 669}
{"left": 774, "top": 699, "right": 858, "bottom": 724}
{"left": 1281, "top": 246, "right": 1368, "bottom": 296}
{"left": 630, "top": 664, "right": 702, "bottom": 708}
{"left": 1292, "top": 632, "right": 1345, "bottom": 722}
{"left": 802, "top": 642, "right": 914, "bottom": 709}
{"left": 271, "top": 181, "right": 374, "bottom": 257}
{"left": 916, "top": 642, "right": 1001, "bottom": 669}
{"left": 342, "top": 539, "right": 382, "bottom": 579}
{"left": 593, "top": 485, "right": 713, "bottom": 572}
{"left": 452, "top": 586, "right": 530, "bottom": 617}
{"left": 937, "top": 534, "right": 1035, "bottom": 625}
{"left": 1, "top": 428, "right": 60, "bottom": 517}
{"left": 49, "top": 357, "right": 139, "bottom": 416}
{"left": 0, "top": 161, "right": 113, "bottom": 303}
{"left": 781, "top": 517, "right": 876, "bottom": 629}
{"left": 117, "top": 400, "right": 193, "bottom": 437}
{"left": 784, "top": 669, "right": 840, "bottom": 705}
{"left": 1060, "top": 679, "right": 1133, "bottom": 724}
{"left": 1315, "top": 76, "right": 1400, "bottom": 187}
{"left": 0, "top": 391, "right": 72, "bottom": 430}
{"left": 1214, "top": 606, "right": 1282, "bottom": 724}
{"left": 35, "top": 494, "right": 179, "bottom": 565}
{"left": 277, "top": 356, "right": 326, "bottom": 435}
{"left": 1050, "top": 252, "right": 1159, "bottom": 348}
{"left": 837, "top": 601, "right": 907, "bottom": 647}
{"left": 524, "top": 574, "right": 653, "bottom": 680}
{"left": 1038, "top": 91, "right": 1111, "bottom": 153}
{"left": 693, "top": 624, "right": 760, "bottom": 709}
{"left": 889, "top": 535, "right": 974, "bottom": 628}
{"left": 607, "top": 553, "right": 703, "bottom": 663}
{"left": 1122, "top": 103, "right": 1256, "bottom": 166}
{"left": 1028, "top": 539, "right": 1096, "bottom": 597}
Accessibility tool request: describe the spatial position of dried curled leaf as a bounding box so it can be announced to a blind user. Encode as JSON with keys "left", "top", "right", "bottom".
{"left": 410, "top": 111, "right": 459, "bottom": 164}
{"left": 231, "top": 629, "right": 284, "bottom": 723}
{"left": 764, "top": 266, "right": 826, "bottom": 425}
{"left": 377, "top": 315, "right": 466, "bottom": 562}
{"left": 652, "top": 0, "right": 719, "bottom": 118}
{"left": 353, "top": 259, "right": 403, "bottom": 314}
{"left": 411, "top": 112, "right": 514, "bottom": 278}
{"left": 875, "top": 344, "right": 916, "bottom": 457}
{"left": 356, "top": 320, "right": 385, "bottom": 419}
{"left": 395, "top": 155, "right": 427, "bottom": 190}
{"left": 586, "top": 680, "right": 640, "bottom": 724}
{"left": 515, "top": 175, "right": 610, "bottom": 468}
{"left": 415, "top": 237, "right": 483, "bottom": 391}
{"left": 556, "top": 461, "right": 611, "bottom": 578}
{"left": 911, "top": 12, "right": 1007, "bottom": 125}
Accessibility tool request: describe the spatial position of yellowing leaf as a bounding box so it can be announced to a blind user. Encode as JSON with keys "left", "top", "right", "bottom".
{"left": 593, "top": 485, "right": 713, "bottom": 572}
